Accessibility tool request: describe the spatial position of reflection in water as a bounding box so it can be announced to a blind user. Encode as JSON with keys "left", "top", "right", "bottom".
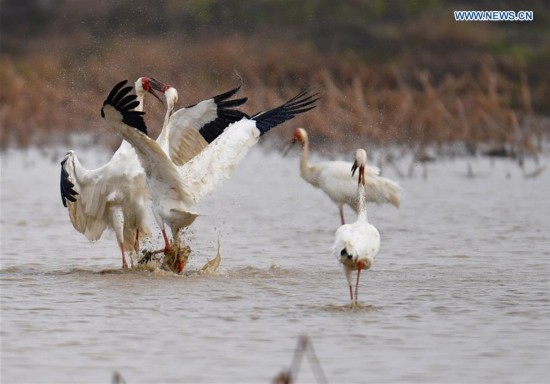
{"left": 1, "top": 147, "right": 549, "bottom": 383}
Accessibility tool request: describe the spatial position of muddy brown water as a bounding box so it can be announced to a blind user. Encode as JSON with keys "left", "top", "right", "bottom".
{"left": 1, "top": 146, "right": 549, "bottom": 383}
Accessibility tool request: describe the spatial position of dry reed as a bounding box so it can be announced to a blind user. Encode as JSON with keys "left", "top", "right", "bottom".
{"left": 1, "top": 36, "right": 547, "bottom": 160}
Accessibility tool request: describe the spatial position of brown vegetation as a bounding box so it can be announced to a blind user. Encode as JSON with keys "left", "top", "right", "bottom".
{"left": 1, "top": 1, "right": 549, "bottom": 159}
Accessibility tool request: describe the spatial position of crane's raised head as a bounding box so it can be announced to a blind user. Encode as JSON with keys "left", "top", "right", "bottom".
{"left": 351, "top": 149, "right": 367, "bottom": 185}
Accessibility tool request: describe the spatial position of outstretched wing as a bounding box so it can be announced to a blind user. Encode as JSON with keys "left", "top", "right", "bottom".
{"left": 178, "top": 88, "right": 319, "bottom": 205}
{"left": 163, "top": 84, "right": 249, "bottom": 166}
{"left": 60, "top": 151, "right": 110, "bottom": 241}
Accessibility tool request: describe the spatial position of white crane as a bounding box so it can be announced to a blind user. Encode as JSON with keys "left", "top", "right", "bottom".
{"left": 285, "top": 127, "right": 400, "bottom": 225}
{"left": 100, "top": 80, "right": 317, "bottom": 272}
{"left": 61, "top": 77, "right": 248, "bottom": 269}
{"left": 331, "top": 149, "right": 381, "bottom": 306}
{"left": 137, "top": 77, "right": 249, "bottom": 260}
{"left": 60, "top": 79, "right": 163, "bottom": 268}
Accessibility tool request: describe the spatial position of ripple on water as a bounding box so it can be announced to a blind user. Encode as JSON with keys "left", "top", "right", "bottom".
{"left": 2, "top": 149, "right": 550, "bottom": 384}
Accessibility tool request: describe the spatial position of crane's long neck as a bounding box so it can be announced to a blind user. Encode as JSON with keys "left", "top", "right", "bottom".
{"left": 157, "top": 90, "right": 177, "bottom": 152}
{"left": 299, "top": 138, "right": 314, "bottom": 179}
{"left": 134, "top": 93, "right": 145, "bottom": 112}
{"left": 156, "top": 107, "right": 173, "bottom": 152}
{"left": 357, "top": 168, "right": 368, "bottom": 223}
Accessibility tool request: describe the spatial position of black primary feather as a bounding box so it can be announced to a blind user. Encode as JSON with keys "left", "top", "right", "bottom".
{"left": 188, "top": 84, "right": 250, "bottom": 144}
{"left": 251, "top": 89, "right": 319, "bottom": 135}
{"left": 60, "top": 157, "right": 78, "bottom": 207}
{"left": 101, "top": 80, "right": 148, "bottom": 135}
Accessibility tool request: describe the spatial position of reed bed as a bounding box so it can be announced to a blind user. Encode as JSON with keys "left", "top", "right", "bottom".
{"left": 1, "top": 36, "right": 548, "bottom": 161}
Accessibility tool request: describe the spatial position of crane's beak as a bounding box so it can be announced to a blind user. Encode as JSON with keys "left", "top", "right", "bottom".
{"left": 147, "top": 78, "right": 170, "bottom": 104}
{"left": 351, "top": 160, "right": 358, "bottom": 176}
{"left": 282, "top": 138, "right": 297, "bottom": 157}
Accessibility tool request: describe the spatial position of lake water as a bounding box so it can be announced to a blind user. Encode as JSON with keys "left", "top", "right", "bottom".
{"left": 1, "top": 145, "right": 549, "bottom": 383}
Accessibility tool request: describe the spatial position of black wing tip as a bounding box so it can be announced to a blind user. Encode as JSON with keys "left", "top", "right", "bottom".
{"left": 199, "top": 109, "right": 251, "bottom": 143}
{"left": 60, "top": 154, "right": 78, "bottom": 207}
{"left": 252, "top": 88, "right": 319, "bottom": 135}
{"left": 213, "top": 80, "right": 244, "bottom": 104}
{"left": 102, "top": 80, "right": 148, "bottom": 135}
{"left": 218, "top": 97, "right": 248, "bottom": 109}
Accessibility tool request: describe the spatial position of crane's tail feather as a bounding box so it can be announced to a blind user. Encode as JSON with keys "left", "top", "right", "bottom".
{"left": 101, "top": 80, "right": 148, "bottom": 135}
{"left": 251, "top": 88, "right": 319, "bottom": 135}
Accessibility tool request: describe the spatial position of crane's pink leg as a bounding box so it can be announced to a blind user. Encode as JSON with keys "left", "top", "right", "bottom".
{"left": 339, "top": 206, "right": 345, "bottom": 225}
{"left": 153, "top": 229, "right": 171, "bottom": 254}
{"left": 120, "top": 243, "right": 128, "bottom": 269}
{"left": 348, "top": 285, "right": 354, "bottom": 301}
{"left": 176, "top": 258, "right": 184, "bottom": 274}
{"left": 354, "top": 268, "right": 362, "bottom": 303}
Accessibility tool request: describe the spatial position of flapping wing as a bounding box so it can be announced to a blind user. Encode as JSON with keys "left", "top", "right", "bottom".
{"left": 164, "top": 84, "right": 249, "bottom": 166}
{"left": 60, "top": 151, "right": 110, "bottom": 241}
{"left": 179, "top": 118, "right": 259, "bottom": 205}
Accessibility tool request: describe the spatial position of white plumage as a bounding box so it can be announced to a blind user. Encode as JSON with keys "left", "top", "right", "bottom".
{"left": 172, "top": 89, "right": 318, "bottom": 205}
{"left": 59, "top": 80, "right": 163, "bottom": 268}
{"left": 178, "top": 118, "right": 261, "bottom": 204}
{"left": 148, "top": 83, "right": 317, "bottom": 206}
{"left": 331, "top": 149, "right": 381, "bottom": 306}
{"left": 148, "top": 79, "right": 249, "bottom": 167}
{"left": 100, "top": 81, "right": 198, "bottom": 265}
{"left": 286, "top": 127, "right": 400, "bottom": 225}
{"left": 100, "top": 81, "right": 317, "bottom": 272}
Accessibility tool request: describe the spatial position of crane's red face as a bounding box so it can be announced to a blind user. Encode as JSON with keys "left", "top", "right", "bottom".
{"left": 140, "top": 77, "right": 170, "bottom": 104}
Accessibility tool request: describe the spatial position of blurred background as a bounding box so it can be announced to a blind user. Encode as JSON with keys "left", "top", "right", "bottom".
{"left": 1, "top": 0, "right": 549, "bottom": 161}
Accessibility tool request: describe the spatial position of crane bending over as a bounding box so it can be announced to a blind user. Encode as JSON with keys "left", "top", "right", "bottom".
{"left": 331, "top": 149, "right": 381, "bottom": 306}
{"left": 285, "top": 127, "right": 400, "bottom": 225}
{"left": 101, "top": 80, "right": 317, "bottom": 272}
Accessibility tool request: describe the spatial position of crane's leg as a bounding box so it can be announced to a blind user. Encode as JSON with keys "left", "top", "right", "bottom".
{"left": 119, "top": 243, "right": 128, "bottom": 269}
{"left": 151, "top": 208, "right": 171, "bottom": 255}
{"left": 176, "top": 256, "right": 184, "bottom": 273}
{"left": 339, "top": 205, "right": 346, "bottom": 225}
{"left": 152, "top": 229, "right": 171, "bottom": 254}
{"left": 161, "top": 229, "right": 170, "bottom": 252}
{"left": 348, "top": 285, "right": 354, "bottom": 301}
{"left": 354, "top": 268, "right": 362, "bottom": 305}
{"left": 173, "top": 229, "right": 185, "bottom": 274}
